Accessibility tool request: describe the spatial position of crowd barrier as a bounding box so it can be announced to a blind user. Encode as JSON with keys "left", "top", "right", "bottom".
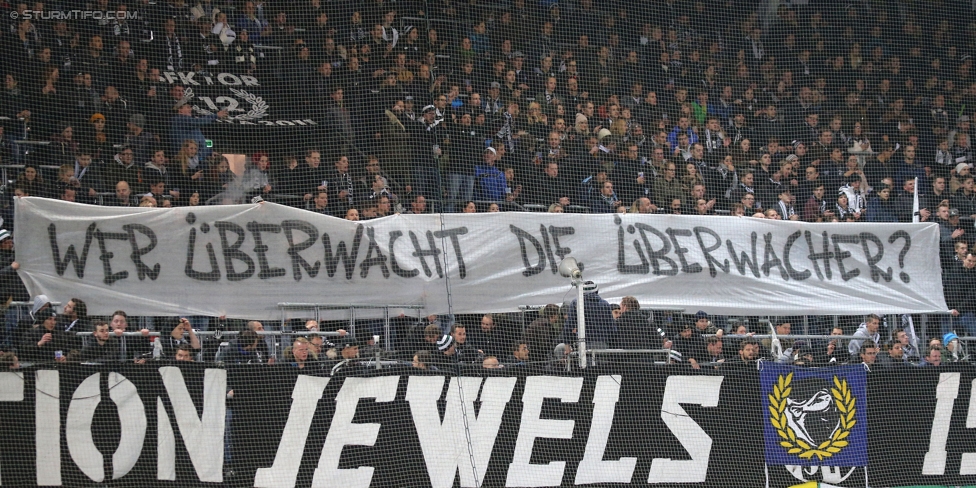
{"left": 1, "top": 363, "right": 976, "bottom": 487}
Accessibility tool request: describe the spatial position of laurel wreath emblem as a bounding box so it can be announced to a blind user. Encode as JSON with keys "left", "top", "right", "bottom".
{"left": 185, "top": 87, "right": 269, "bottom": 121}
{"left": 768, "top": 372, "right": 856, "bottom": 460}
{"left": 228, "top": 88, "right": 268, "bottom": 121}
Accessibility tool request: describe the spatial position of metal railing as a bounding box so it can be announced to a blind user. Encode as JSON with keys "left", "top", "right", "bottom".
{"left": 277, "top": 302, "right": 426, "bottom": 351}
{"left": 73, "top": 329, "right": 347, "bottom": 363}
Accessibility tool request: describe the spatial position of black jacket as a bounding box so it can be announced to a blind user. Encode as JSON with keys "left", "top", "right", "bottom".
{"left": 80, "top": 338, "right": 121, "bottom": 362}
{"left": 20, "top": 327, "right": 69, "bottom": 363}
{"left": 614, "top": 310, "right": 656, "bottom": 349}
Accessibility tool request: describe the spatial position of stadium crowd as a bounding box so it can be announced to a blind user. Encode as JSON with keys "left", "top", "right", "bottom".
{"left": 1, "top": 0, "right": 976, "bottom": 368}
{"left": 0, "top": 284, "right": 965, "bottom": 372}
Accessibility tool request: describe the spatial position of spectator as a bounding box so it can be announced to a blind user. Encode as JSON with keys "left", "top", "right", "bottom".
{"left": 877, "top": 340, "right": 911, "bottom": 369}
{"left": 508, "top": 341, "right": 529, "bottom": 365}
{"left": 290, "top": 337, "right": 311, "bottom": 369}
{"left": 563, "top": 281, "right": 616, "bottom": 347}
{"left": 590, "top": 180, "right": 621, "bottom": 213}
{"left": 81, "top": 321, "right": 120, "bottom": 363}
{"left": 412, "top": 350, "right": 432, "bottom": 370}
{"left": 20, "top": 309, "right": 66, "bottom": 363}
{"left": 475, "top": 147, "right": 506, "bottom": 202}
{"left": 109, "top": 310, "right": 151, "bottom": 362}
{"left": 858, "top": 340, "right": 879, "bottom": 369}
{"left": 106, "top": 181, "right": 137, "bottom": 207}
{"left": 174, "top": 345, "right": 194, "bottom": 362}
{"left": 468, "top": 313, "right": 514, "bottom": 359}
{"left": 0, "top": 351, "right": 20, "bottom": 369}
{"left": 728, "top": 338, "right": 760, "bottom": 369}
{"left": 169, "top": 99, "right": 227, "bottom": 160}
{"left": 849, "top": 314, "right": 882, "bottom": 357}
{"left": 919, "top": 346, "right": 942, "bottom": 367}
{"left": 104, "top": 148, "right": 143, "bottom": 195}
{"left": 241, "top": 152, "right": 274, "bottom": 200}
{"left": 449, "top": 324, "right": 478, "bottom": 363}
{"left": 698, "top": 337, "right": 726, "bottom": 369}
{"left": 867, "top": 186, "right": 898, "bottom": 222}
{"left": 60, "top": 297, "right": 89, "bottom": 351}
{"left": 161, "top": 317, "right": 201, "bottom": 359}
{"left": 523, "top": 305, "right": 561, "bottom": 363}
{"left": 171, "top": 140, "right": 205, "bottom": 199}
{"left": 0, "top": 230, "right": 29, "bottom": 324}
{"left": 221, "top": 330, "right": 267, "bottom": 364}
{"left": 433, "top": 334, "right": 457, "bottom": 366}
{"left": 893, "top": 328, "right": 920, "bottom": 361}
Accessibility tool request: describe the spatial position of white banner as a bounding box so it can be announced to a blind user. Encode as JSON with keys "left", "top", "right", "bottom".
{"left": 15, "top": 198, "right": 947, "bottom": 319}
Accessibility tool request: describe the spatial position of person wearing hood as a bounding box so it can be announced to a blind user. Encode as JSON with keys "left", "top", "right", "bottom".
{"left": 20, "top": 308, "right": 67, "bottom": 364}
{"left": 942, "top": 332, "right": 969, "bottom": 363}
{"left": 848, "top": 314, "right": 882, "bottom": 357}
{"left": 12, "top": 294, "right": 52, "bottom": 348}
{"left": 562, "top": 281, "right": 616, "bottom": 347}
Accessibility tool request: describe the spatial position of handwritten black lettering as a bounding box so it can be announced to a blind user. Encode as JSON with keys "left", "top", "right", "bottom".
{"left": 408, "top": 231, "right": 442, "bottom": 278}
{"left": 694, "top": 227, "right": 729, "bottom": 277}
{"left": 122, "top": 224, "right": 160, "bottom": 281}
{"left": 831, "top": 234, "right": 861, "bottom": 281}
{"left": 635, "top": 223, "right": 677, "bottom": 276}
{"left": 185, "top": 220, "right": 220, "bottom": 282}
{"left": 783, "top": 230, "right": 811, "bottom": 281}
{"left": 94, "top": 229, "right": 128, "bottom": 285}
{"left": 216, "top": 221, "right": 255, "bottom": 281}
{"left": 547, "top": 226, "right": 575, "bottom": 263}
{"left": 281, "top": 220, "right": 321, "bottom": 281}
{"left": 49, "top": 223, "right": 95, "bottom": 278}
{"left": 360, "top": 227, "right": 390, "bottom": 279}
{"left": 859, "top": 232, "right": 891, "bottom": 282}
{"left": 433, "top": 227, "right": 468, "bottom": 279}
{"left": 323, "top": 225, "right": 364, "bottom": 279}
{"left": 666, "top": 228, "right": 702, "bottom": 273}
{"left": 618, "top": 223, "right": 649, "bottom": 274}
{"left": 727, "top": 232, "right": 760, "bottom": 278}
{"left": 889, "top": 231, "right": 912, "bottom": 283}
{"left": 246, "top": 222, "right": 286, "bottom": 279}
{"left": 389, "top": 231, "right": 418, "bottom": 278}
{"left": 804, "top": 231, "right": 834, "bottom": 281}
{"left": 511, "top": 225, "right": 545, "bottom": 277}
{"left": 762, "top": 232, "right": 788, "bottom": 280}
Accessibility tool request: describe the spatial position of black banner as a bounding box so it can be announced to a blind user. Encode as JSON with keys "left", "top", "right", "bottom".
{"left": 1, "top": 364, "right": 975, "bottom": 487}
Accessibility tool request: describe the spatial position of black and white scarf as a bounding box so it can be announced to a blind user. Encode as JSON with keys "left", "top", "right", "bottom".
{"left": 164, "top": 34, "right": 183, "bottom": 71}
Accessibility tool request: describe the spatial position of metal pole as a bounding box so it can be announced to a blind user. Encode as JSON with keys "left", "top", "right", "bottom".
{"left": 384, "top": 307, "right": 391, "bottom": 351}
{"left": 576, "top": 279, "right": 586, "bottom": 369}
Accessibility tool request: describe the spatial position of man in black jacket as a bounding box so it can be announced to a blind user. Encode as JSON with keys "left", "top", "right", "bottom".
{"left": 614, "top": 296, "right": 654, "bottom": 349}
{"left": 80, "top": 321, "right": 120, "bottom": 362}
{"left": 21, "top": 309, "right": 67, "bottom": 364}
{"left": 726, "top": 338, "right": 760, "bottom": 369}
{"left": 529, "top": 162, "right": 572, "bottom": 207}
